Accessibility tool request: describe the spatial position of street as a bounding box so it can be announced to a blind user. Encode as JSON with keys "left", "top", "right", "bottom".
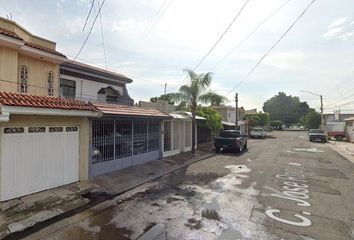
{"left": 26, "top": 131, "right": 354, "bottom": 240}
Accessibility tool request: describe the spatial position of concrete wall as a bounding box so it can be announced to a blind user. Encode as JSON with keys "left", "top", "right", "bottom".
{"left": 0, "top": 114, "right": 91, "bottom": 181}
{"left": 0, "top": 46, "right": 60, "bottom": 96}
{"left": 0, "top": 17, "right": 55, "bottom": 49}
{"left": 140, "top": 100, "right": 176, "bottom": 113}
{"left": 18, "top": 55, "right": 59, "bottom": 96}
{"left": 0, "top": 46, "right": 18, "bottom": 91}
{"left": 60, "top": 74, "right": 123, "bottom": 102}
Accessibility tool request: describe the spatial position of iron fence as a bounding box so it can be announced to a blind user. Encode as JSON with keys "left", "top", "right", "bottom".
{"left": 91, "top": 119, "right": 160, "bottom": 164}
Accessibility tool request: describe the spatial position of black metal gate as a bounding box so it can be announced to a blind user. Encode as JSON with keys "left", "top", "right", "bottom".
{"left": 90, "top": 119, "right": 161, "bottom": 177}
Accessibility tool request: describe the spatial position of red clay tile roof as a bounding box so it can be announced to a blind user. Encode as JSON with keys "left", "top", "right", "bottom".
{"left": 0, "top": 27, "right": 66, "bottom": 57}
{"left": 0, "top": 27, "right": 22, "bottom": 40}
{"left": 94, "top": 103, "right": 170, "bottom": 118}
{"left": 0, "top": 92, "right": 98, "bottom": 111}
{"left": 24, "top": 42, "right": 66, "bottom": 57}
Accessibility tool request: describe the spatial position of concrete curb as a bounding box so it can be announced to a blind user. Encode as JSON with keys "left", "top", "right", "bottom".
{"left": 10, "top": 152, "right": 215, "bottom": 240}
{"left": 327, "top": 143, "right": 354, "bottom": 164}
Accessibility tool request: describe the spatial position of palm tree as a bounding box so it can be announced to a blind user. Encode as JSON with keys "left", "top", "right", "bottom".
{"left": 168, "top": 68, "right": 227, "bottom": 154}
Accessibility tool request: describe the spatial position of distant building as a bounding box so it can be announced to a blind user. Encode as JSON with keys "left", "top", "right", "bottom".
{"left": 211, "top": 105, "right": 246, "bottom": 123}
{"left": 324, "top": 113, "right": 354, "bottom": 123}
{"left": 139, "top": 100, "right": 176, "bottom": 113}
{"left": 245, "top": 108, "right": 257, "bottom": 115}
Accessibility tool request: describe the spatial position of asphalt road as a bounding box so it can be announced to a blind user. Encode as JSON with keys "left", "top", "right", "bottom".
{"left": 28, "top": 131, "right": 354, "bottom": 240}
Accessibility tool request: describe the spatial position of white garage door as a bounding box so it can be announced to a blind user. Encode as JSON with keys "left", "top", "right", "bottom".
{"left": 0, "top": 126, "right": 79, "bottom": 201}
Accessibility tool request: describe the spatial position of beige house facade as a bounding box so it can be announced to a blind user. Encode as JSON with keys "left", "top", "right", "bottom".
{"left": 0, "top": 17, "right": 100, "bottom": 201}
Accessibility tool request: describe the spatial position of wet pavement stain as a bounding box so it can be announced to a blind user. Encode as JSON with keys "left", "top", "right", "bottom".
{"left": 185, "top": 218, "right": 203, "bottom": 230}
{"left": 166, "top": 197, "right": 184, "bottom": 204}
{"left": 311, "top": 168, "right": 349, "bottom": 179}
{"left": 202, "top": 209, "right": 221, "bottom": 221}
{"left": 307, "top": 179, "right": 342, "bottom": 195}
{"left": 217, "top": 228, "right": 242, "bottom": 240}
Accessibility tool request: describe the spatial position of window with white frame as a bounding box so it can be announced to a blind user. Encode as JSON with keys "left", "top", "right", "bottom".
{"left": 47, "top": 71, "right": 54, "bottom": 96}
{"left": 19, "top": 65, "right": 29, "bottom": 93}
{"left": 60, "top": 79, "right": 76, "bottom": 98}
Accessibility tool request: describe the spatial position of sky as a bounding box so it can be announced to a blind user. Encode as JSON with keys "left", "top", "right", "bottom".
{"left": 1, "top": 0, "right": 353, "bottom": 113}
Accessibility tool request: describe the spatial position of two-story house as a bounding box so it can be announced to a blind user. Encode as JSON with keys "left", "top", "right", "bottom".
{"left": 59, "top": 61, "right": 170, "bottom": 177}
{"left": 0, "top": 17, "right": 100, "bottom": 201}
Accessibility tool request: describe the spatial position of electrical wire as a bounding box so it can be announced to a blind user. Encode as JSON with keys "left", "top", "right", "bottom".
{"left": 211, "top": 0, "right": 291, "bottom": 71}
{"left": 170, "top": 0, "right": 251, "bottom": 91}
{"left": 119, "top": 0, "right": 173, "bottom": 65}
{"left": 73, "top": 0, "right": 106, "bottom": 61}
{"left": 82, "top": 0, "right": 95, "bottom": 32}
{"left": 96, "top": 0, "right": 108, "bottom": 69}
{"left": 139, "top": 0, "right": 173, "bottom": 44}
{"left": 325, "top": 100, "right": 354, "bottom": 109}
{"left": 224, "top": 0, "right": 316, "bottom": 98}
{"left": 324, "top": 86, "right": 354, "bottom": 107}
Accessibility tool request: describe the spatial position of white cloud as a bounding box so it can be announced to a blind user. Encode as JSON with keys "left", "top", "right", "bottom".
{"left": 338, "top": 31, "right": 354, "bottom": 41}
{"left": 328, "top": 17, "right": 348, "bottom": 29}
{"left": 323, "top": 16, "right": 354, "bottom": 41}
{"left": 111, "top": 19, "right": 137, "bottom": 33}
{"left": 262, "top": 50, "right": 306, "bottom": 69}
{"left": 323, "top": 26, "right": 344, "bottom": 38}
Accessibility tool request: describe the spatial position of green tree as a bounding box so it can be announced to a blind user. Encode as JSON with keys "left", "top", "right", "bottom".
{"left": 302, "top": 109, "right": 321, "bottom": 129}
{"left": 269, "top": 120, "right": 284, "bottom": 129}
{"left": 258, "top": 112, "right": 270, "bottom": 126}
{"left": 150, "top": 94, "right": 175, "bottom": 105}
{"left": 244, "top": 113, "right": 269, "bottom": 127}
{"left": 244, "top": 114, "right": 260, "bottom": 127}
{"left": 169, "top": 68, "right": 227, "bottom": 153}
{"left": 197, "top": 106, "right": 223, "bottom": 139}
{"left": 263, "top": 92, "right": 310, "bottom": 125}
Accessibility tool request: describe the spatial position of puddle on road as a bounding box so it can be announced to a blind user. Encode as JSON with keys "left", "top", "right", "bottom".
{"left": 63, "top": 165, "right": 277, "bottom": 240}
{"left": 288, "top": 148, "right": 324, "bottom": 153}
{"left": 289, "top": 162, "right": 302, "bottom": 166}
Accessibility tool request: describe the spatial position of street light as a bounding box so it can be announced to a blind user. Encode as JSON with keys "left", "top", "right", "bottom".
{"left": 301, "top": 90, "right": 324, "bottom": 129}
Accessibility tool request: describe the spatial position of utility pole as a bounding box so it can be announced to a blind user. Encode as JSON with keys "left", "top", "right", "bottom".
{"left": 301, "top": 90, "right": 324, "bottom": 130}
{"left": 320, "top": 94, "right": 324, "bottom": 130}
{"left": 235, "top": 93, "right": 238, "bottom": 130}
{"left": 163, "top": 83, "right": 167, "bottom": 113}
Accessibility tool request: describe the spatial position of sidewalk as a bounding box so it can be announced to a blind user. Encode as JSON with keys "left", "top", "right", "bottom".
{"left": 0, "top": 144, "right": 214, "bottom": 239}
{"left": 327, "top": 140, "right": 354, "bottom": 163}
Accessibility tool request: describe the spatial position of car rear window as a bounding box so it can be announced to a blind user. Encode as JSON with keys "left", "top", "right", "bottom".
{"left": 219, "top": 131, "right": 241, "bottom": 138}
{"left": 309, "top": 129, "right": 324, "bottom": 134}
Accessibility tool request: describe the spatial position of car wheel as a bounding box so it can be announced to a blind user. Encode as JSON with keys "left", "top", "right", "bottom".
{"left": 335, "top": 136, "right": 343, "bottom": 141}
{"left": 215, "top": 148, "right": 220, "bottom": 153}
{"left": 244, "top": 143, "right": 247, "bottom": 150}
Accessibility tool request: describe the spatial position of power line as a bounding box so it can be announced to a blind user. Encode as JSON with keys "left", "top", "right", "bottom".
{"left": 73, "top": 0, "right": 106, "bottom": 61}
{"left": 96, "top": 0, "right": 108, "bottom": 69}
{"left": 139, "top": 0, "right": 172, "bottom": 45}
{"left": 212, "top": 0, "right": 291, "bottom": 71}
{"left": 119, "top": 0, "right": 173, "bottom": 65}
{"left": 225, "top": 0, "right": 316, "bottom": 98}
{"left": 170, "top": 0, "right": 251, "bottom": 91}
{"left": 82, "top": 0, "right": 95, "bottom": 32}
{"left": 324, "top": 86, "right": 354, "bottom": 107}
{"left": 325, "top": 100, "right": 354, "bottom": 109}
{"left": 326, "top": 92, "right": 354, "bottom": 108}
{"left": 192, "top": 0, "right": 250, "bottom": 71}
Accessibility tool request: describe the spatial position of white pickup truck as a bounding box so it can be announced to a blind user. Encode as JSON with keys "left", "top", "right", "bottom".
{"left": 250, "top": 127, "right": 266, "bottom": 139}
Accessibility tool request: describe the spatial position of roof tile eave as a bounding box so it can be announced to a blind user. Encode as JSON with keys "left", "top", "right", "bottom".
{"left": 0, "top": 92, "right": 98, "bottom": 112}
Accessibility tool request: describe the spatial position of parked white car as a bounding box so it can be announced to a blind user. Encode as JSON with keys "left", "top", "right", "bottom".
{"left": 250, "top": 127, "right": 266, "bottom": 139}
